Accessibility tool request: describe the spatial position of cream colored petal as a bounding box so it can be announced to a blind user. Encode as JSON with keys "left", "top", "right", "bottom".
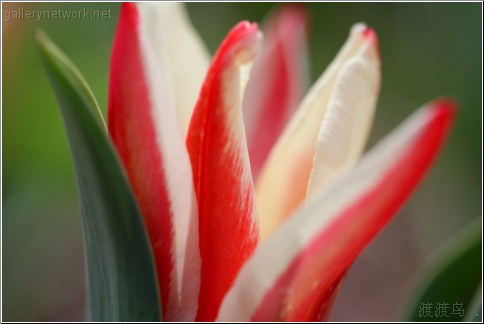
{"left": 256, "top": 24, "right": 380, "bottom": 240}
{"left": 307, "top": 34, "right": 380, "bottom": 196}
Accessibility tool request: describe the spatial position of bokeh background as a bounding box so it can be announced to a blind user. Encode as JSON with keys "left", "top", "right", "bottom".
{"left": 2, "top": 2, "right": 481, "bottom": 321}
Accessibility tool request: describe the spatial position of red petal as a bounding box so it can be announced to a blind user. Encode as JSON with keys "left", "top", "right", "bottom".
{"left": 186, "top": 22, "right": 262, "bottom": 321}
{"left": 108, "top": 3, "right": 200, "bottom": 321}
{"left": 217, "top": 99, "right": 456, "bottom": 321}
{"left": 243, "top": 5, "right": 309, "bottom": 180}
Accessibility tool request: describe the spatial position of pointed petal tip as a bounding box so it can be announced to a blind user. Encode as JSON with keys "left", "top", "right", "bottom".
{"left": 234, "top": 20, "right": 260, "bottom": 37}
{"left": 349, "top": 23, "right": 379, "bottom": 50}
{"left": 274, "top": 4, "right": 310, "bottom": 29}
{"left": 351, "top": 22, "right": 368, "bottom": 34}
{"left": 219, "top": 21, "right": 262, "bottom": 66}
{"left": 363, "top": 26, "right": 377, "bottom": 42}
{"left": 426, "top": 98, "right": 457, "bottom": 139}
{"left": 362, "top": 26, "right": 377, "bottom": 40}
{"left": 121, "top": 2, "right": 136, "bottom": 13}
{"left": 346, "top": 24, "right": 380, "bottom": 65}
{"left": 269, "top": 4, "right": 309, "bottom": 49}
{"left": 240, "top": 20, "right": 259, "bottom": 29}
{"left": 430, "top": 97, "right": 458, "bottom": 117}
{"left": 361, "top": 26, "right": 381, "bottom": 62}
{"left": 116, "top": 2, "right": 139, "bottom": 33}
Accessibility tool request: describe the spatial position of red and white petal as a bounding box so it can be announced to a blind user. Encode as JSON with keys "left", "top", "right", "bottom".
{"left": 186, "top": 22, "right": 262, "bottom": 321}
{"left": 108, "top": 3, "right": 200, "bottom": 321}
{"left": 137, "top": 2, "right": 210, "bottom": 136}
{"left": 243, "top": 5, "right": 309, "bottom": 181}
{"left": 256, "top": 24, "right": 380, "bottom": 239}
{"left": 217, "top": 100, "right": 456, "bottom": 321}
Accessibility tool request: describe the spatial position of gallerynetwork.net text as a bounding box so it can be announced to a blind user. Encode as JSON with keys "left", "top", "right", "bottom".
{"left": 4, "top": 8, "right": 113, "bottom": 22}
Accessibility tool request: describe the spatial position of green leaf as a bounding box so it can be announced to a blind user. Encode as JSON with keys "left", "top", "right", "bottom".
{"left": 36, "top": 31, "right": 161, "bottom": 321}
{"left": 405, "top": 219, "right": 482, "bottom": 322}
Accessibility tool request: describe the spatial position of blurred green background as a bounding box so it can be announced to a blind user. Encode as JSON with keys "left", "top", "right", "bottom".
{"left": 2, "top": 2, "right": 481, "bottom": 321}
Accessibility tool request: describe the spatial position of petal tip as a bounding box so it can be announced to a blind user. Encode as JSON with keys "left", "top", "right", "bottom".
{"left": 351, "top": 23, "right": 380, "bottom": 58}
{"left": 121, "top": 2, "right": 137, "bottom": 13}
{"left": 362, "top": 26, "right": 376, "bottom": 40}
{"left": 351, "top": 22, "right": 368, "bottom": 35}
{"left": 431, "top": 97, "right": 458, "bottom": 114}
{"left": 275, "top": 4, "right": 310, "bottom": 29}
{"left": 236, "top": 20, "right": 260, "bottom": 34}
{"left": 362, "top": 26, "right": 380, "bottom": 59}
{"left": 225, "top": 21, "right": 262, "bottom": 65}
{"left": 429, "top": 97, "right": 458, "bottom": 129}
{"left": 118, "top": 2, "right": 139, "bottom": 28}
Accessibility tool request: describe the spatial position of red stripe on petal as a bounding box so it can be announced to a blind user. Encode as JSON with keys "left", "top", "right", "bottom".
{"left": 186, "top": 22, "right": 261, "bottom": 321}
{"left": 252, "top": 101, "right": 455, "bottom": 321}
{"left": 244, "top": 5, "right": 308, "bottom": 180}
{"left": 108, "top": 2, "right": 173, "bottom": 318}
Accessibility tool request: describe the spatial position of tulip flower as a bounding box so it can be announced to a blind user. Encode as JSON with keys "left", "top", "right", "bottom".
{"left": 40, "top": 2, "right": 455, "bottom": 322}
{"left": 107, "top": 2, "right": 456, "bottom": 321}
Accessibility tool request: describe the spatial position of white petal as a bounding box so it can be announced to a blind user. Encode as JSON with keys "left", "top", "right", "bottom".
{"left": 308, "top": 35, "right": 380, "bottom": 196}
{"left": 138, "top": 2, "right": 210, "bottom": 135}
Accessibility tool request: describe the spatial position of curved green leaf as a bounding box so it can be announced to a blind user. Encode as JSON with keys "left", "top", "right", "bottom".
{"left": 405, "top": 219, "right": 482, "bottom": 322}
{"left": 36, "top": 31, "right": 161, "bottom": 321}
